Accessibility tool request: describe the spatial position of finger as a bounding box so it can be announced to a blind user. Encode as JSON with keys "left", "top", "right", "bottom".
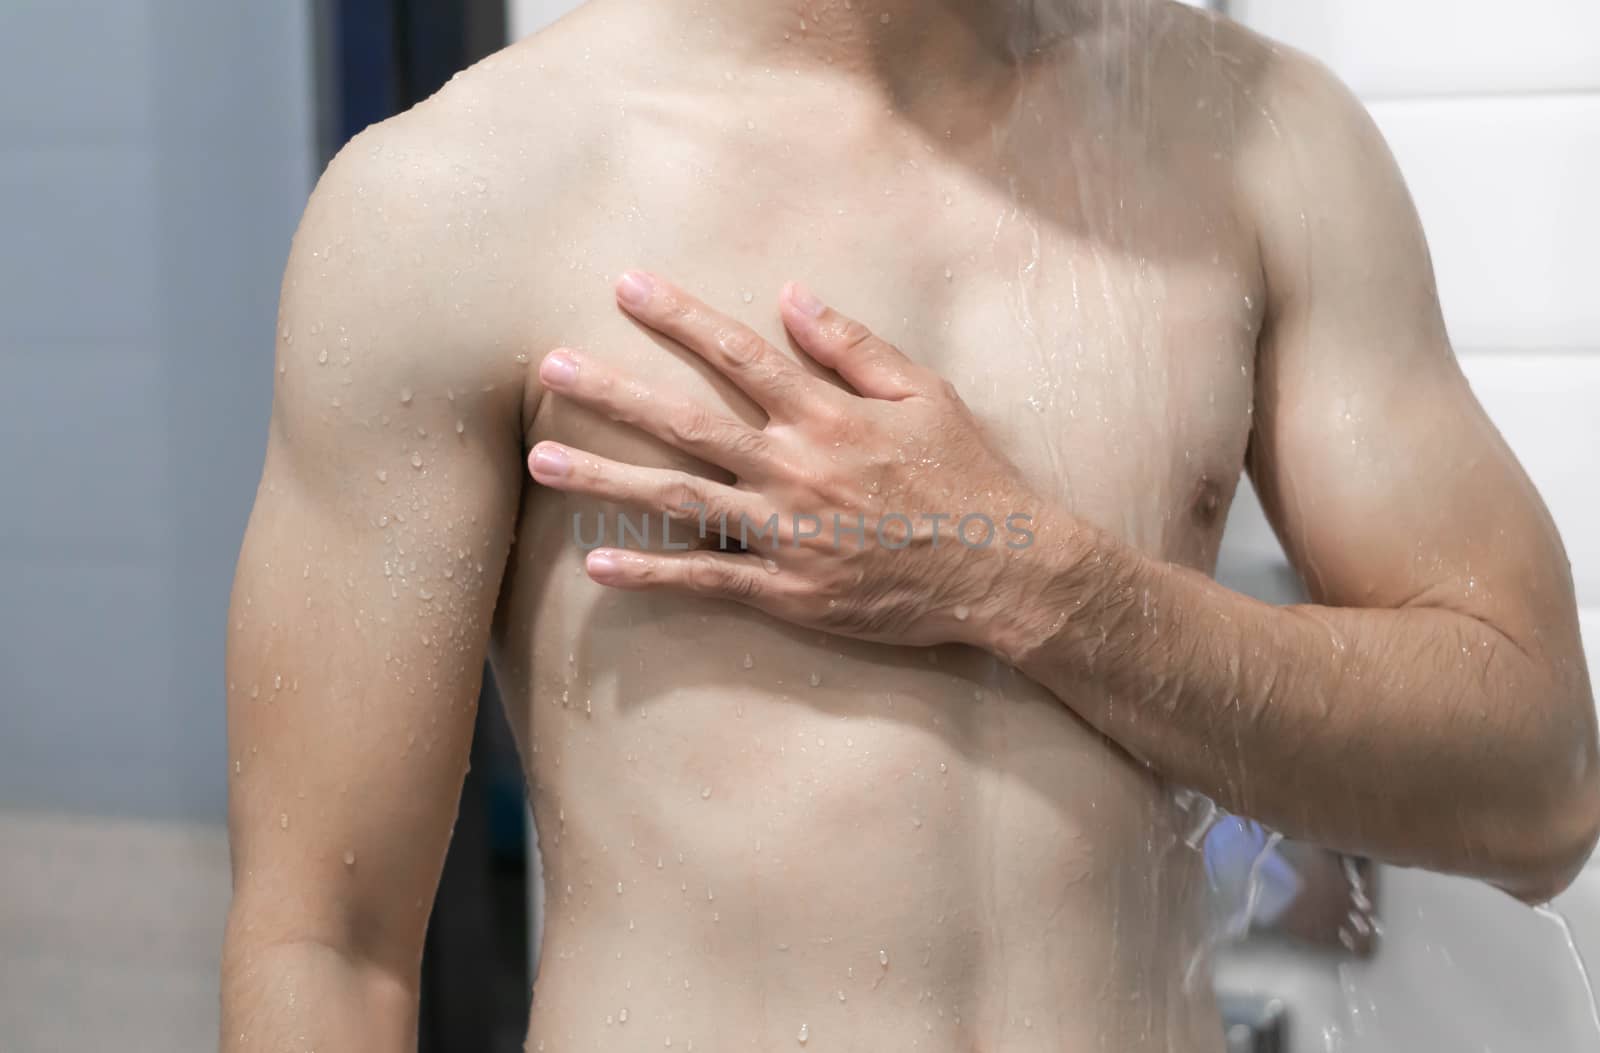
{"left": 779, "top": 282, "right": 924, "bottom": 400}
{"left": 615, "top": 270, "right": 820, "bottom": 417}
{"left": 528, "top": 442, "right": 760, "bottom": 525}
{"left": 539, "top": 349, "right": 772, "bottom": 476}
{"left": 584, "top": 547, "right": 795, "bottom": 607}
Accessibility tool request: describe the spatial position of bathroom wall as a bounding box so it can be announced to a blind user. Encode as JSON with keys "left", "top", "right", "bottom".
{"left": 0, "top": 4, "right": 318, "bottom": 1046}
{"left": 0, "top": 2, "right": 317, "bottom": 823}
{"left": 1216, "top": 2, "right": 1600, "bottom": 1049}
{"left": 507, "top": 0, "right": 576, "bottom": 40}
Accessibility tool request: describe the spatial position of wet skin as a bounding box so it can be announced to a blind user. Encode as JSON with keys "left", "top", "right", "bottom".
{"left": 222, "top": 1, "right": 1596, "bottom": 1051}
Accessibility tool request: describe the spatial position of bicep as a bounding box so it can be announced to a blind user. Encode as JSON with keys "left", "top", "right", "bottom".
{"left": 225, "top": 161, "right": 527, "bottom": 975}
{"left": 227, "top": 446, "right": 515, "bottom": 968}
{"left": 1243, "top": 52, "right": 1575, "bottom": 653}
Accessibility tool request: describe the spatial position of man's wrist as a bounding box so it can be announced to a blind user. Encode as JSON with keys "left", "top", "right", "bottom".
{"left": 972, "top": 506, "right": 1096, "bottom": 669}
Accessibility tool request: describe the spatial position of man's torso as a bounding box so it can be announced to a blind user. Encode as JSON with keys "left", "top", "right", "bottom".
{"left": 409, "top": 4, "right": 1268, "bottom": 1048}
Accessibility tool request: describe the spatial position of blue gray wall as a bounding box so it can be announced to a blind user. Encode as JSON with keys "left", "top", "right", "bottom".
{"left": 0, "top": 2, "right": 318, "bottom": 821}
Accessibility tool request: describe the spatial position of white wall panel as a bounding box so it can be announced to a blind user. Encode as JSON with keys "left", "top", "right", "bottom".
{"left": 1459, "top": 351, "right": 1600, "bottom": 606}
{"left": 508, "top": 0, "right": 582, "bottom": 39}
{"left": 1371, "top": 95, "right": 1600, "bottom": 354}
{"left": 1230, "top": 0, "right": 1600, "bottom": 99}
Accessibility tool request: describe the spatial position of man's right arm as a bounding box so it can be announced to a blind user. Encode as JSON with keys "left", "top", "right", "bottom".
{"left": 221, "top": 126, "right": 531, "bottom": 1049}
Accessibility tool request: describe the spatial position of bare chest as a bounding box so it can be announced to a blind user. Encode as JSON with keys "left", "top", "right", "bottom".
{"left": 522, "top": 109, "right": 1262, "bottom": 568}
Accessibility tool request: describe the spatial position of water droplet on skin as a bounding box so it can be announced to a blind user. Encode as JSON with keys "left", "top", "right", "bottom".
{"left": 808, "top": 672, "right": 822, "bottom": 688}
{"left": 742, "top": 653, "right": 755, "bottom": 670}
{"left": 279, "top": 813, "right": 289, "bottom": 830}
{"left": 943, "top": 268, "right": 953, "bottom": 282}
{"left": 879, "top": 12, "right": 891, "bottom": 23}
{"left": 797, "top": 1023, "right": 809, "bottom": 1044}
{"left": 764, "top": 559, "right": 780, "bottom": 575}
{"left": 455, "top": 419, "right": 465, "bottom": 435}
{"left": 411, "top": 452, "right": 424, "bottom": 469}
{"left": 953, "top": 605, "right": 970, "bottom": 622}
{"left": 617, "top": 881, "right": 624, "bottom": 895}
{"left": 742, "top": 290, "right": 754, "bottom": 303}
{"left": 376, "top": 469, "right": 388, "bottom": 483}
{"left": 400, "top": 387, "right": 414, "bottom": 405}
{"left": 343, "top": 849, "right": 357, "bottom": 866}
{"left": 701, "top": 787, "right": 712, "bottom": 800}
{"left": 317, "top": 350, "right": 329, "bottom": 365}
{"left": 879, "top": 949, "right": 890, "bottom": 967}
{"left": 618, "top": 1008, "right": 628, "bottom": 1024}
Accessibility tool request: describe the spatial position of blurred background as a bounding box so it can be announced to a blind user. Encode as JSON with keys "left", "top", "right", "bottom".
{"left": 0, "top": 1, "right": 1596, "bottom": 1050}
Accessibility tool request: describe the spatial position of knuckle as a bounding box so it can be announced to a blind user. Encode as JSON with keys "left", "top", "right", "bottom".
{"left": 663, "top": 475, "right": 703, "bottom": 514}
{"left": 685, "top": 555, "right": 734, "bottom": 595}
{"left": 669, "top": 404, "right": 718, "bottom": 447}
{"left": 761, "top": 365, "right": 798, "bottom": 402}
{"left": 724, "top": 426, "right": 769, "bottom": 461}
{"left": 717, "top": 326, "right": 767, "bottom": 368}
{"left": 839, "top": 320, "right": 876, "bottom": 353}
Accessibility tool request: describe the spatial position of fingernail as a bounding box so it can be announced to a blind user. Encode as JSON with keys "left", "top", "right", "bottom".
{"left": 541, "top": 350, "right": 578, "bottom": 387}
{"left": 787, "top": 282, "right": 825, "bottom": 318}
{"left": 587, "top": 550, "right": 620, "bottom": 580}
{"left": 617, "top": 271, "right": 654, "bottom": 308}
{"left": 531, "top": 444, "right": 570, "bottom": 478}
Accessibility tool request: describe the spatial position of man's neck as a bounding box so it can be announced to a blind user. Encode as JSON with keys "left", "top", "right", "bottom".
{"left": 638, "top": 1, "right": 1114, "bottom": 103}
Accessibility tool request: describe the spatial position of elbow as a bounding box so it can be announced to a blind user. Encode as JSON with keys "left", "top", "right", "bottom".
{"left": 1492, "top": 695, "right": 1600, "bottom": 906}
{"left": 1498, "top": 792, "right": 1600, "bottom": 907}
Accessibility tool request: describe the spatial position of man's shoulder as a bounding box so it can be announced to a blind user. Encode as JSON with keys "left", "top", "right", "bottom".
{"left": 286, "top": 29, "right": 616, "bottom": 355}
{"left": 314, "top": 33, "right": 608, "bottom": 239}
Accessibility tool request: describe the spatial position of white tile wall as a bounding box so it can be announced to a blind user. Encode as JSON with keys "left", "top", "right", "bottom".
{"left": 507, "top": 0, "right": 580, "bottom": 39}
{"left": 1457, "top": 352, "right": 1600, "bottom": 604}
{"left": 1229, "top": 0, "right": 1600, "bottom": 99}
{"left": 1370, "top": 96, "right": 1600, "bottom": 353}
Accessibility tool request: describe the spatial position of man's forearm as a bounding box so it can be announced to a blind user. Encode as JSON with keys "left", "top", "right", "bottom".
{"left": 984, "top": 513, "right": 1598, "bottom": 901}
{"left": 221, "top": 926, "right": 417, "bottom": 1051}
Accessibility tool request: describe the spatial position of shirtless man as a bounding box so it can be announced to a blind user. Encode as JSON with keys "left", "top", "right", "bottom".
{"left": 221, "top": 1, "right": 1599, "bottom": 1050}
